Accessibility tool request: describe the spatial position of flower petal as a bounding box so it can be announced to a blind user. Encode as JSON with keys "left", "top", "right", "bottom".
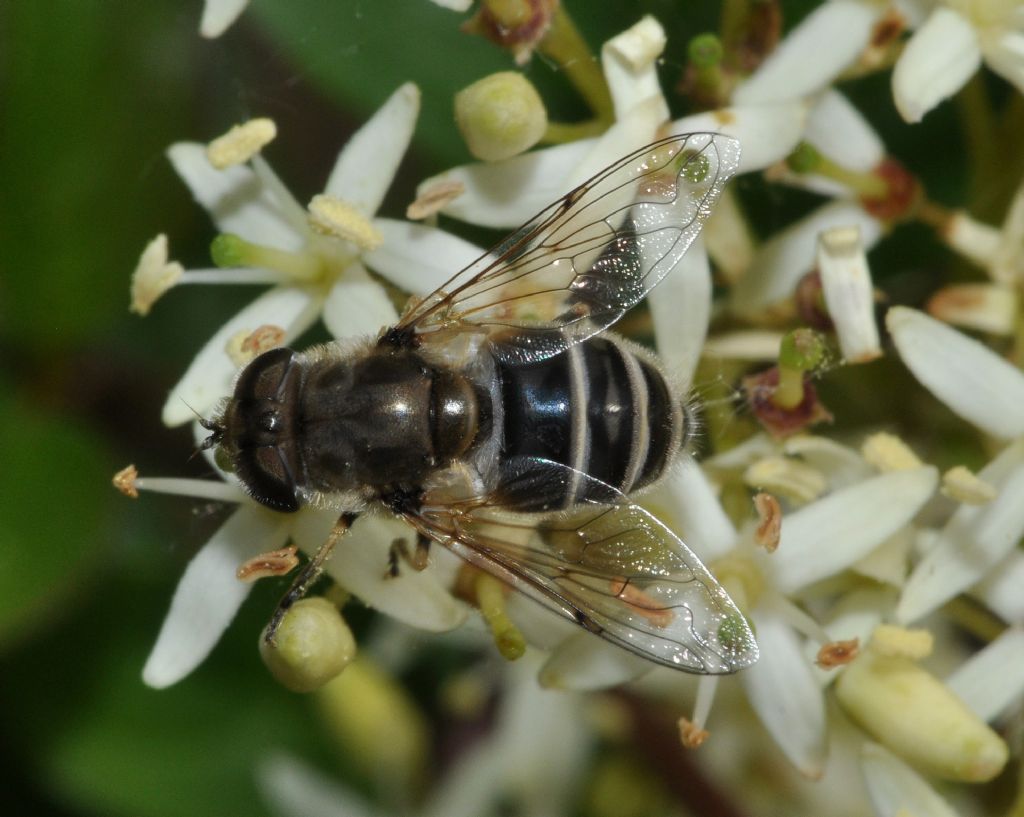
{"left": 564, "top": 95, "right": 663, "bottom": 188}
{"left": 257, "top": 752, "right": 377, "bottom": 817}
{"left": 896, "top": 438, "right": 1024, "bottom": 624}
{"left": 892, "top": 8, "right": 981, "bottom": 123}
{"left": 973, "top": 550, "right": 1024, "bottom": 623}
{"left": 538, "top": 631, "right": 651, "bottom": 690}
{"left": 808, "top": 585, "right": 893, "bottom": 686}
{"left": 649, "top": 237, "right": 710, "bottom": 386}
{"left": 161, "top": 286, "right": 322, "bottom": 426}
{"left": 742, "top": 606, "right": 827, "bottom": 778}
{"left": 199, "top": 0, "right": 249, "bottom": 38}
{"left": 805, "top": 91, "right": 885, "bottom": 172}
{"left": 601, "top": 16, "right": 669, "bottom": 122}
{"left": 886, "top": 306, "right": 1024, "bottom": 439}
{"left": 817, "top": 225, "right": 882, "bottom": 363}
{"left": 143, "top": 505, "right": 290, "bottom": 688}
{"left": 945, "top": 627, "right": 1024, "bottom": 722}
{"left": 324, "top": 83, "right": 420, "bottom": 218}
{"left": 732, "top": 0, "right": 879, "bottom": 104}
{"left": 653, "top": 459, "right": 738, "bottom": 561}
{"left": 322, "top": 270, "right": 398, "bottom": 342}
{"left": 671, "top": 101, "right": 809, "bottom": 175}
{"left": 167, "top": 143, "right": 305, "bottom": 251}
{"left": 364, "top": 218, "right": 484, "bottom": 295}
{"left": 772, "top": 466, "right": 938, "bottom": 594}
{"left": 981, "top": 28, "right": 1024, "bottom": 95}
{"left": 732, "top": 201, "right": 881, "bottom": 316}
{"left": 317, "top": 515, "right": 468, "bottom": 633}
{"left": 418, "top": 139, "right": 596, "bottom": 229}
{"left": 860, "top": 742, "right": 960, "bottom": 817}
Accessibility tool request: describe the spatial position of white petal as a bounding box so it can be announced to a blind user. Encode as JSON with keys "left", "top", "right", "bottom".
{"left": 324, "top": 83, "right": 420, "bottom": 218}
{"left": 892, "top": 8, "right": 981, "bottom": 123}
{"left": 199, "top": 0, "right": 249, "bottom": 38}
{"left": 945, "top": 627, "right": 1024, "bottom": 722}
{"left": 161, "top": 286, "right": 322, "bottom": 426}
{"left": 703, "top": 186, "right": 755, "bottom": 282}
{"left": 257, "top": 752, "right": 377, "bottom": 817}
{"left": 322, "top": 271, "right": 398, "bottom": 342}
{"left": 732, "top": 201, "right": 881, "bottom": 315}
{"left": 991, "top": 172, "right": 1024, "bottom": 283}
{"left": 742, "top": 607, "right": 827, "bottom": 778}
{"left": 654, "top": 458, "right": 738, "bottom": 561}
{"left": 886, "top": 306, "right": 1024, "bottom": 439}
{"left": 564, "top": 96, "right": 663, "bottom": 188}
{"left": 670, "top": 101, "right": 809, "bottom": 175}
{"left": 601, "top": 16, "right": 669, "bottom": 122}
{"left": 896, "top": 439, "right": 1024, "bottom": 623}
{"left": 861, "top": 742, "right": 960, "bottom": 817}
{"left": 782, "top": 435, "right": 874, "bottom": 489}
{"left": 167, "top": 143, "right": 305, "bottom": 251}
{"left": 701, "top": 330, "right": 784, "bottom": 360}
{"left": 143, "top": 506, "right": 289, "bottom": 688}
{"left": 538, "top": 631, "right": 651, "bottom": 690}
{"left": 323, "top": 515, "right": 467, "bottom": 632}
{"left": 804, "top": 90, "right": 885, "bottom": 172}
{"left": 419, "top": 139, "right": 596, "bottom": 229}
{"left": 364, "top": 218, "right": 484, "bottom": 295}
{"left": 427, "top": 0, "right": 472, "bottom": 9}
{"left": 650, "top": 237, "right": 710, "bottom": 386}
{"left": 732, "top": 0, "right": 879, "bottom": 104}
{"left": 772, "top": 466, "right": 938, "bottom": 593}
{"left": 973, "top": 550, "right": 1024, "bottom": 623}
{"left": 981, "top": 29, "right": 1024, "bottom": 95}
{"left": 817, "top": 225, "right": 882, "bottom": 363}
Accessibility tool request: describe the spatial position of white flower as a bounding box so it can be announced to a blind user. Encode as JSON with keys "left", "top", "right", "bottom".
{"left": 893, "top": 0, "right": 1024, "bottom": 123}
{"left": 886, "top": 307, "right": 1024, "bottom": 626}
{"left": 145, "top": 83, "right": 482, "bottom": 426}
{"left": 535, "top": 447, "right": 938, "bottom": 778}
{"left": 124, "top": 456, "right": 467, "bottom": 689}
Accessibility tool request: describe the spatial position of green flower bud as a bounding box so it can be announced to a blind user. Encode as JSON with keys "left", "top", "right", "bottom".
{"left": 455, "top": 71, "right": 548, "bottom": 162}
{"left": 259, "top": 597, "right": 356, "bottom": 693}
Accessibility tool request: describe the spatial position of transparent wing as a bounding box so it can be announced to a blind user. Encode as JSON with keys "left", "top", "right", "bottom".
{"left": 404, "top": 458, "right": 758, "bottom": 674}
{"left": 400, "top": 133, "right": 740, "bottom": 364}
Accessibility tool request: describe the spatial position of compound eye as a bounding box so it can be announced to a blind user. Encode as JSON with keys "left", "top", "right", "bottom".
{"left": 240, "top": 446, "right": 300, "bottom": 512}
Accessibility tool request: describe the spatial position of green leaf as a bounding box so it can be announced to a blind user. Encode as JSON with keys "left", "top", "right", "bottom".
{"left": 0, "top": 393, "right": 110, "bottom": 648}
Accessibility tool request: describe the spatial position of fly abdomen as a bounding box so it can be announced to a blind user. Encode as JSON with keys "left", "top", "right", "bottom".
{"left": 496, "top": 335, "right": 685, "bottom": 512}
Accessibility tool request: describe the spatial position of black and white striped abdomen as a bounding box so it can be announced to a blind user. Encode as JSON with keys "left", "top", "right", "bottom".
{"left": 495, "top": 335, "right": 686, "bottom": 512}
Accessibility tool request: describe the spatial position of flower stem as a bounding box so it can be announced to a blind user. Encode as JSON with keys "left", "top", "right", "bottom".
{"left": 540, "top": 4, "right": 614, "bottom": 124}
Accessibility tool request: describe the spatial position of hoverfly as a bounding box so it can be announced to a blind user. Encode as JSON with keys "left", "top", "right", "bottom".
{"left": 205, "top": 133, "right": 758, "bottom": 675}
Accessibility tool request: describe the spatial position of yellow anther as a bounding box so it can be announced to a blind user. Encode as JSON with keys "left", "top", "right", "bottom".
{"left": 308, "top": 194, "right": 384, "bottom": 251}
{"left": 206, "top": 118, "right": 277, "bottom": 169}
{"left": 130, "top": 234, "right": 183, "bottom": 316}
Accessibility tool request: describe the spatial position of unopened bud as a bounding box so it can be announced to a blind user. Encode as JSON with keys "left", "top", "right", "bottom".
{"left": 455, "top": 72, "right": 548, "bottom": 162}
{"left": 259, "top": 597, "right": 356, "bottom": 693}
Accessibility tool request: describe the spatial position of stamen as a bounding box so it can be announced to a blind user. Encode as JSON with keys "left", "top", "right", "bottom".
{"left": 227, "top": 324, "right": 286, "bottom": 367}
{"left": 744, "top": 456, "right": 827, "bottom": 505}
{"left": 131, "top": 475, "right": 248, "bottom": 503}
{"left": 407, "top": 181, "right": 465, "bottom": 220}
{"left": 752, "top": 492, "right": 782, "bottom": 552}
{"left": 113, "top": 464, "right": 140, "bottom": 498}
{"left": 206, "top": 118, "right": 277, "bottom": 169}
{"left": 308, "top": 195, "right": 384, "bottom": 251}
{"left": 130, "top": 235, "right": 184, "bottom": 315}
{"left": 861, "top": 432, "right": 923, "bottom": 472}
{"left": 870, "top": 624, "right": 933, "bottom": 660}
{"left": 941, "top": 465, "right": 997, "bottom": 505}
{"left": 475, "top": 573, "right": 526, "bottom": 661}
{"left": 237, "top": 546, "right": 300, "bottom": 582}
{"left": 817, "top": 638, "right": 860, "bottom": 668}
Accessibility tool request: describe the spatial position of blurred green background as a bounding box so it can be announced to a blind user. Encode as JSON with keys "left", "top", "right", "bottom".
{"left": 0, "top": 1, "right": 993, "bottom": 815}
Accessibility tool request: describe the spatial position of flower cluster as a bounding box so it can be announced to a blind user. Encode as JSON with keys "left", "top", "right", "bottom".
{"left": 122, "top": 1, "right": 1024, "bottom": 814}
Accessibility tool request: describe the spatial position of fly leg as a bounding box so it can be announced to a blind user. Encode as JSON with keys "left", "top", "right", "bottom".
{"left": 263, "top": 512, "right": 357, "bottom": 645}
{"left": 386, "top": 533, "right": 432, "bottom": 577}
